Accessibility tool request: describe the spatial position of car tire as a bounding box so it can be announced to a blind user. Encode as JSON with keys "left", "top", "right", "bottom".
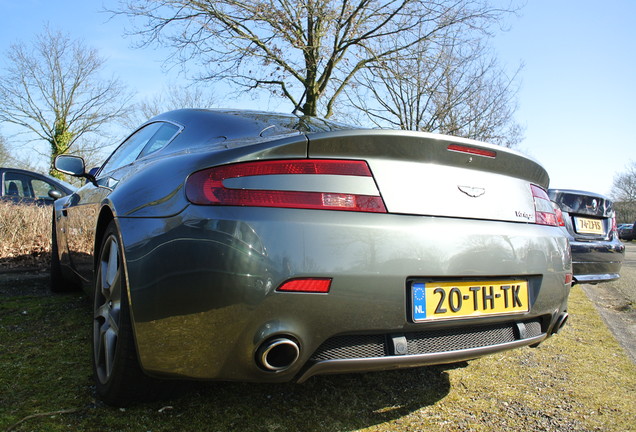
{"left": 93, "top": 221, "right": 160, "bottom": 407}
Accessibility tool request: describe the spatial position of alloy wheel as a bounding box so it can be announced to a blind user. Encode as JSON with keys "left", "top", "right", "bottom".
{"left": 93, "top": 235, "right": 122, "bottom": 384}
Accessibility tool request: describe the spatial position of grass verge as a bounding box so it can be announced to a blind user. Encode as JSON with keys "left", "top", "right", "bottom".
{"left": 1, "top": 281, "right": 634, "bottom": 432}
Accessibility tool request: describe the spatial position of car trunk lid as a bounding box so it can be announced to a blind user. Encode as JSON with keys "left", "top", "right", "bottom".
{"left": 307, "top": 130, "right": 550, "bottom": 224}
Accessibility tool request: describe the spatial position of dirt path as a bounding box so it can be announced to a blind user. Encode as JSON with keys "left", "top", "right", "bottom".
{"left": 581, "top": 242, "right": 636, "bottom": 363}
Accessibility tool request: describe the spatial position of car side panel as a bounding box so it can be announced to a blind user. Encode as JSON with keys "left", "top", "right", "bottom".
{"left": 54, "top": 186, "right": 107, "bottom": 289}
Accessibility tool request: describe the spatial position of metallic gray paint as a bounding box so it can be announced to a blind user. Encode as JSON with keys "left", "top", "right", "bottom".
{"left": 53, "top": 109, "right": 572, "bottom": 384}
{"left": 119, "top": 207, "right": 569, "bottom": 381}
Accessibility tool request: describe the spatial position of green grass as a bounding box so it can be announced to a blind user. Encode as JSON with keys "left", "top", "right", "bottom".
{"left": 1, "top": 281, "right": 635, "bottom": 432}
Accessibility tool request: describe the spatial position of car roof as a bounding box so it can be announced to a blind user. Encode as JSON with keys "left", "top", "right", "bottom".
{"left": 548, "top": 188, "right": 611, "bottom": 201}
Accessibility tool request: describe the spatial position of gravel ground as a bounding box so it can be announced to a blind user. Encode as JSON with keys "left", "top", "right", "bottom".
{"left": 581, "top": 241, "right": 636, "bottom": 363}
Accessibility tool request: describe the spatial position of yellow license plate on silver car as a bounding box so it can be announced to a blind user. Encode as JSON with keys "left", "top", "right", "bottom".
{"left": 574, "top": 217, "right": 604, "bottom": 234}
{"left": 411, "top": 280, "right": 529, "bottom": 322}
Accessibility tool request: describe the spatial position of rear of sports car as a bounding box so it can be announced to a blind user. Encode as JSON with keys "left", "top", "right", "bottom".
{"left": 549, "top": 189, "right": 624, "bottom": 284}
{"left": 120, "top": 130, "right": 571, "bottom": 383}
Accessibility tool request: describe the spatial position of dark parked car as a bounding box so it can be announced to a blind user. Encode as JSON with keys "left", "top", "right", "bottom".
{"left": 1, "top": 167, "right": 75, "bottom": 205}
{"left": 52, "top": 109, "right": 572, "bottom": 406}
{"left": 549, "top": 189, "right": 624, "bottom": 284}
{"left": 618, "top": 224, "right": 634, "bottom": 241}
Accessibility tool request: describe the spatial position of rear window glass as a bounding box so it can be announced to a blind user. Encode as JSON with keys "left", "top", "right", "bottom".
{"left": 551, "top": 192, "right": 612, "bottom": 216}
{"left": 229, "top": 112, "right": 357, "bottom": 135}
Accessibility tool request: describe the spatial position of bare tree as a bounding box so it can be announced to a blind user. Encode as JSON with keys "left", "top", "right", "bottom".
{"left": 611, "top": 162, "right": 636, "bottom": 224}
{"left": 0, "top": 135, "right": 10, "bottom": 166}
{"left": 0, "top": 134, "right": 42, "bottom": 170}
{"left": 122, "top": 84, "right": 217, "bottom": 130}
{"left": 345, "top": 25, "right": 523, "bottom": 147}
{"left": 113, "top": 0, "right": 520, "bottom": 118}
{"left": 612, "top": 162, "right": 636, "bottom": 203}
{"left": 0, "top": 26, "right": 132, "bottom": 176}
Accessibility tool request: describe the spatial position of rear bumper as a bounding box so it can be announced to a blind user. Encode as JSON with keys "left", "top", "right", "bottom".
{"left": 297, "top": 318, "right": 553, "bottom": 382}
{"left": 299, "top": 334, "right": 547, "bottom": 382}
{"left": 118, "top": 206, "right": 572, "bottom": 382}
{"left": 570, "top": 239, "right": 624, "bottom": 284}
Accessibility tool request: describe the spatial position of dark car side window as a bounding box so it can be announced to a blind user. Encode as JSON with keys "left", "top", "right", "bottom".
{"left": 100, "top": 122, "right": 181, "bottom": 175}
{"left": 2, "top": 172, "right": 57, "bottom": 201}
{"left": 138, "top": 123, "right": 180, "bottom": 159}
{"left": 100, "top": 123, "right": 162, "bottom": 175}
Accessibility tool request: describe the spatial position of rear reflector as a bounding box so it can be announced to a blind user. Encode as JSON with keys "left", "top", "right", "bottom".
{"left": 186, "top": 159, "right": 387, "bottom": 213}
{"left": 531, "top": 185, "right": 558, "bottom": 226}
{"left": 277, "top": 278, "right": 332, "bottom": 293}
{"left": 447, "top": 144, "right": 497, "bottom": 158}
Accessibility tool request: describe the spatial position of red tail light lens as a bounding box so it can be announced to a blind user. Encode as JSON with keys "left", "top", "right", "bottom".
{"left": 447, "top": 144, "right": 497, "bottom": 158}
{"left": 277, "top": 278, "right": 332, "bottom": 293}
{"left": 531, "top": 185, "right": 558, "bottom": 226}
{"left": 186, "top": 159, "right": 387, "bottom": 213}
{"left": 552, "top": 202, "right": 565, "bottom": 227}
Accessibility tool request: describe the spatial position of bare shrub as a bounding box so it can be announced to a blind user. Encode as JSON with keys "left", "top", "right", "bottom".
{"left": 0, "top": 201, "right": 51, "bottom": 269}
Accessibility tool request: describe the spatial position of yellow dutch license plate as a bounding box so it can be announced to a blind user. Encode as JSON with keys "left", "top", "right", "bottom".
{"left": 574, "top": 217, "right": 604, "bottom": 234}
{"left": 411, "top": 280, "right": 529, "bottom": 322}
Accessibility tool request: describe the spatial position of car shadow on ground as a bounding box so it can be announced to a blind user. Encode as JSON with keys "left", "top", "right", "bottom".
{"left": 159, "top": 365, "right": 457, "bottom": 431}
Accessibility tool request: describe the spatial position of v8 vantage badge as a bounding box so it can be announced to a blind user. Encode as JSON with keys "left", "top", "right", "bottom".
{"left": 411, "top": 280, "right": 529, "bottom": 322}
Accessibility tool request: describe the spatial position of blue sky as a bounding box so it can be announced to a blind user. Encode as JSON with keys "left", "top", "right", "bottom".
{"left": 0, "top": 0, "right": 634, "bottom": 196}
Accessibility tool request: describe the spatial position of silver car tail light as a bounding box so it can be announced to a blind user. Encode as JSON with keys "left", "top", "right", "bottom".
{"left": 531, "top": 184, "right": 558, "bottom": 226}
{"left": 185, "top": 159, "right": 387, "bottom": 213}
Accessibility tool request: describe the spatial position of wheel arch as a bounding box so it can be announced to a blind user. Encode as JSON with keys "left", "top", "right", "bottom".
{"left": 92, "top": 206, "right": 140, "bottom": 342}
{"left": 93, "top": 206, "right": 116, "bottom": 272}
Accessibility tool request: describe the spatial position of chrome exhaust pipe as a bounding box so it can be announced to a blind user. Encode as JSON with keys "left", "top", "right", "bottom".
{"left": 257, "top": 337, "right": 300, "bottom": 371}
{"left": 552, "top": 312, "right": 569, "bottom": 334}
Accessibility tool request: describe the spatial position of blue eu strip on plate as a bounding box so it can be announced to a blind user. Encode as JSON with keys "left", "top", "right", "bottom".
{"left": 412, "top": 282, "right": 427, "bottom": 321}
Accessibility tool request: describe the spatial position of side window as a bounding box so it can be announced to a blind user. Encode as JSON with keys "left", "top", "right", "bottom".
{"left": 100, "top": 122, "right": 181, "bottom": 175}
{"left": 32, "top": 179, "right": 56, "bottom": 200}
{"left": 2, "top": 172, "right": 60, "bottom": 201}
{"left": 100, "top": 123, "right": 163, "bottom": 175}
{"left": 139, "top": 123, "right": 181, "bottom": 158}
{"left": 3, "top": 172, "right": 33, "bottom": 198}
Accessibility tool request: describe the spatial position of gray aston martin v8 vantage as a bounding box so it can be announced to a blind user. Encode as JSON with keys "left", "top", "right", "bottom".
{"left": 52, "top": 109, "right": 572, "bottom": 406}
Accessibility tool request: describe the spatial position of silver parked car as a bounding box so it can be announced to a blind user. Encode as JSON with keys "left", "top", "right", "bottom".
{"left": 52, "top": 109, "right": 572, "bottom": 406}
{"left": 549, "top": 189, "right": 624, "bottom": 284}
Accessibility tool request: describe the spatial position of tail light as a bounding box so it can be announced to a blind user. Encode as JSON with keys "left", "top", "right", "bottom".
{"left": 185, "top": 159, "right": 387, "bottom": 213}
{"left": 531, "top": 185, "right": 558, "bottom": 226}
{"left": 552, "top": 202, "right": 565, "bottom": 227}
{"left": 276, "top": 278, "right": 332, "bottom": 293}
{"left": 447, "top": 144, "right": 497, "bottom": 158}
